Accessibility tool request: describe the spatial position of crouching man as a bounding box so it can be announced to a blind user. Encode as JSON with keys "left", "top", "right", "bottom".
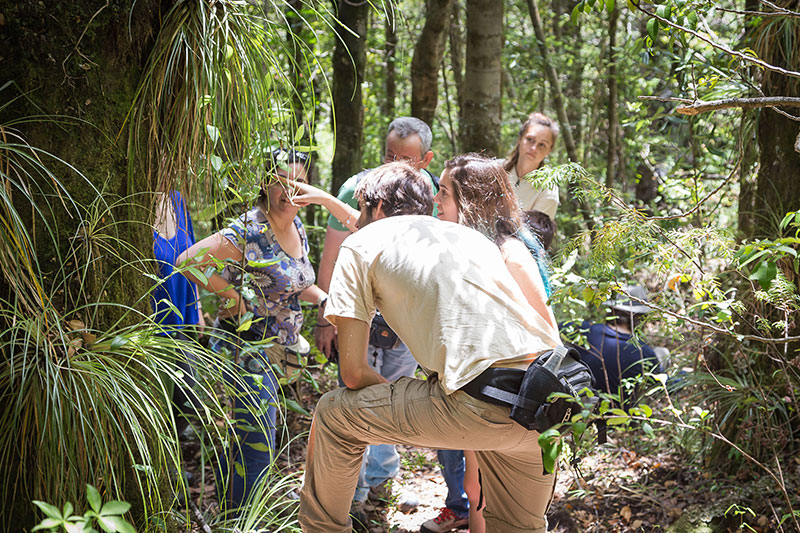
{"left": 298, "top": 162, "right": 560, "bottom": 533}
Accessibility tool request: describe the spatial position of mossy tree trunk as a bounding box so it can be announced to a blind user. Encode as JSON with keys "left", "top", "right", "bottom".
{"left": 0, "top": 0, "right": 161, "bottom": 327}
{"left": 330, "top": 0, "right": 368, "bottom": 193}
{"left": 0, "top": 1, "right": 167, "bottom": 526}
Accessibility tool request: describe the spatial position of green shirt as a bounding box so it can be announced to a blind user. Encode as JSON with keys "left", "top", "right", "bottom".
{"left": 327, "top": 168, "right": 439, "bottom": 231}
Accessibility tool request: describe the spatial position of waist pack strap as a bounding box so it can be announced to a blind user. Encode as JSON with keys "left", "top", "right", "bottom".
{"left": 461, "top": 367, "right": 524, "bottom": 408}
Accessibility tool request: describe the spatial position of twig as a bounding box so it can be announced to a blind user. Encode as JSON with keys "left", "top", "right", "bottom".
{"left": 190, "top": 501, "right": 213, "bottom": 533}
{"left": 635, "top": 2, "right": 800, "bottom": 80}
{"left": 647, "top": 158, "right": 740, "bottom": 220}
{"left": 715, "top": 6, "right": 800, "bottom": 18}
{"left": 615, "top": 287, "right": 800, "bottom": 345}
{"left": 674, "top": 97, "right": 800, "bottom": 115}
{"left": 638, "top": 95, "right": 694, "bottom": 104}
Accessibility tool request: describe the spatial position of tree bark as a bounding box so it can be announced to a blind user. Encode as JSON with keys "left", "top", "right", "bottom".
{"left": 459, "top": 0, "right": 503, "bottom": 155}
{"left": 411, "top": 0, "right": 454, "bottom": 127}
{"left": 606, "top": 4, "right": 620, "bottom": 188}
{"left": 331, "top": 0, "right": 368, "bottom": 193}
{"left": 449, "top": 0, "right": 465, "bottom": 118}
{"left": 382, "top": 7, "right": 398, "bottom": 123}
{"left": 524, "top": 0, "right": 578, "bottom": 162}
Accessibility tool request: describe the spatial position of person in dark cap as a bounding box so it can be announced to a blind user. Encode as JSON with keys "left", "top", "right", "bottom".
{"left": 571, "top": 285, "right": 663, "bottom": 405}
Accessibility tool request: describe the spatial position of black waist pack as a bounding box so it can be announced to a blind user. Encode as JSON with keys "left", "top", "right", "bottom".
{"left": 461, "top": 345, "right": 598, "bottom": 434}
{"left": 369, "top": 312, "right": 400, "bottom": 350}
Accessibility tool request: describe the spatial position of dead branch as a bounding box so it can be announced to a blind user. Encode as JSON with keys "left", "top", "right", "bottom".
{"left": 673, "top": 97, "right": 800, "bottom": 115}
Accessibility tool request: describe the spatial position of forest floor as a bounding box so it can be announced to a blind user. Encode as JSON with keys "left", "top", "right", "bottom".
{"left": 179, "top": 366, "right": 794, "bottom": 533}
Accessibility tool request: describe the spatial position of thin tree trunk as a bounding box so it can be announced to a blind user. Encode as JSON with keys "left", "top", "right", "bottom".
{"left": 411, "top": 0, "right": 454, "bottom": 126}
{"left": 449, "top": 0, "right": 465, "bottom": 118}
{"left": 606, "top": 4, "right": 619, "bottom": 188}
{"left": 524, "top": 0, "right": 593, "bottom": 229}
{"left": 524, "top": 0, "right": 578, "bottom": 162}
{"left": 383, "top": 7, "right": 397, "bottom": 124}
{"left": 460, "top": 0, "right": 503, "bottom": 155}
{"left": 331, "top": 0, "right": 368, "bottom": 193}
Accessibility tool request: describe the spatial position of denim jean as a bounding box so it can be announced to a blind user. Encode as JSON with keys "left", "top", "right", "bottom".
{"left": 352, "top": 341, "right": 418, "bottom": 502}
{"left": 437, "top": 449, "right": 469, "bottom": 518}
{"left": 212, "top": 328, "right": 279, "bottom": 509}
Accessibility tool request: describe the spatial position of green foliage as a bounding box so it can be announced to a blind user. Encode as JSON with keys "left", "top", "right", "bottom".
{"left": 32, "top": 485, "right": 135, "bottom": 533}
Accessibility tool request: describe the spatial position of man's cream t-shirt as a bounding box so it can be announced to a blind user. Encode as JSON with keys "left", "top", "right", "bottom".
{"left": 510, "top": 167, "right": 560, "bottom": 220}
{"left": 324, "top": 215, "right": 560, "bottom": 394}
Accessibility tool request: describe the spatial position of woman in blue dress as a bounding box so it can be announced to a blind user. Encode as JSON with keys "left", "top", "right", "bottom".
{"left": 177, "top": 149, "right": 327, "bottom": 508}
{"left": 152, "top": 190, "right": 204, "bottom": 436}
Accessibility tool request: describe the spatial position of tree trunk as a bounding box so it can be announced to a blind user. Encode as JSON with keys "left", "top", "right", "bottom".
{"left": 0, "top": 0, "right": 163, "bottom": 524}
{"left": 0, "top": 0, "right": 158, "bottom": 324}
{"left": 449, "top": 0, "right": 465, "bottom": 120}
{"left": 459, "top": 0, "right": 503, "bottom": 155}
{"left": 606, "top": 4, "right": 619, "bottom": 188}
{"left": 524, "top": 0, "right": 594, "bottom": 230}
{"left": 524, "top": 0, "right": 578, "bottom": 163}
{"left": 383, "top": 8, "right": 398, "bottom": 124}
{"left": 331, "top": 0, "right": 368, "bottom": 193}
{"left": 411, "top": 0, "right": 453, "bottom": 127}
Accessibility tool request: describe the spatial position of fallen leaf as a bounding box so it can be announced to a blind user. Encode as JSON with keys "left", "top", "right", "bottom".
{"left": 620, "top": 505, "right": 632, "bottom": 521}
{"left": 632, "top": 519, "right": 643, "bottom": 529}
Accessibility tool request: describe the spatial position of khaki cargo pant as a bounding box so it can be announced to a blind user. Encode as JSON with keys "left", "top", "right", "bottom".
{"left": 298, "top": 375, "right": 556, "bottom": 532}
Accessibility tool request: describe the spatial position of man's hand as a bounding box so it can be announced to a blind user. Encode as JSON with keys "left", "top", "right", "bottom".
{"left": 314, "top": 322, "right": 338, "bottom": 360}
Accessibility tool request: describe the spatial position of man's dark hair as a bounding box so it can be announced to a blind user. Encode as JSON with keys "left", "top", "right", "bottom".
{"left": 523, "top": 210, "right": 556, "bottom": 250}
{"left": 354, "top": 161, "right": 433, "bottom": 218}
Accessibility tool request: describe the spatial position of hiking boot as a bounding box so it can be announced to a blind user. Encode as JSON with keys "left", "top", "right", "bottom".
{"left": 420, "top": 507, "right": 469, "bottom": 533}
{"left": 367, "top": 480, "right": 419, "bottom": 512}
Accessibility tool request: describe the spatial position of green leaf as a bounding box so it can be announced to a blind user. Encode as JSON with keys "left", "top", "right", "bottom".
{"left": 100, "top": 501, "right": 131, "bottom": 516}
{"left": 62, "top": 502, "right": 74, "bottom": 519}
{"left": 245, "top": 441, "right": 272, "bottom": 452}
{"left": 186, "top": 266, "right": 208, "bottom": 286}
{"left": 749, "top": 260, "right": 777, "bottom": 290}
{"left": 284, "top": 397, "right": 311, "bottom": 416}
{"left": 247, "top": 258, "right": 280, "bottom": 268}
{"left": 687, "top": 10, "right": 697, "bottom": 29}
{"left": 110, "top": 336, "right": 129, "bottom": 349}
{"left": 87, "top": 484, "right": 102, "bottom": 513}
{"left": 210, "top": 154, "right": 223, "bottom": 172}
{"left": 606, "top": 0, "right": 615, "bottom": 12}
{"left": 33, "top": 501, "right": 62, "bottom": 520}
{"left": 32, "top": 518, "right": 63, "bottom": 531}
{"left": 97, "top": 515, "right": 118, "bottom": 533}
{"left": 647, "top": 18, "right": 659, "bottom": 41}
{"left": 581, "top": 287, "right": 595, "bottom": 303}
{"left": 642, "top": 422, "right": 654, "bottom": 436}
{"left": 205, "top": 124, "right": 220, "bottom": 145}
{"left": 537, "top": 429, "right": 563, "bottom": 474}
{"left": 294, "top": 124, "right": 306, "bottom": 143}
{"left": 234, "top": 460, "right": 246, "bottom": 478}
{"left": 236, "top": 318, "right": 253, "bottom": 332}
{"left": 225, "top": 43, "right": 234, "bottom": 60}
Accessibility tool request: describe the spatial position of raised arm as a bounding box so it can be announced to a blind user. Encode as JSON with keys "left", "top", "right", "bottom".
{"left": 175, "top": 233, "right": 247, "bottom": 319}
{"left": 289, "top": 181, "right": 360, "bottom": 233}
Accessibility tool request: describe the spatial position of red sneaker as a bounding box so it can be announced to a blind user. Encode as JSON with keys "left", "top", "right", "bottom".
{"left": 420, "top": 507, "right": 469, "bottom": 533}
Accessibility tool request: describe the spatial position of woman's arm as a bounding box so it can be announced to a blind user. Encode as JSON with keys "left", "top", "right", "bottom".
{"left": 176, "top": 233, "right": 247, "bottom": 318}
{"left": 289, "top": 181, "right": 361, "bottom": 233}
{"left": 299, "top": 285, "right": 327, "bottom": 306}
{"left": 501, "top": 238, "right": 557, "bottom": 331}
